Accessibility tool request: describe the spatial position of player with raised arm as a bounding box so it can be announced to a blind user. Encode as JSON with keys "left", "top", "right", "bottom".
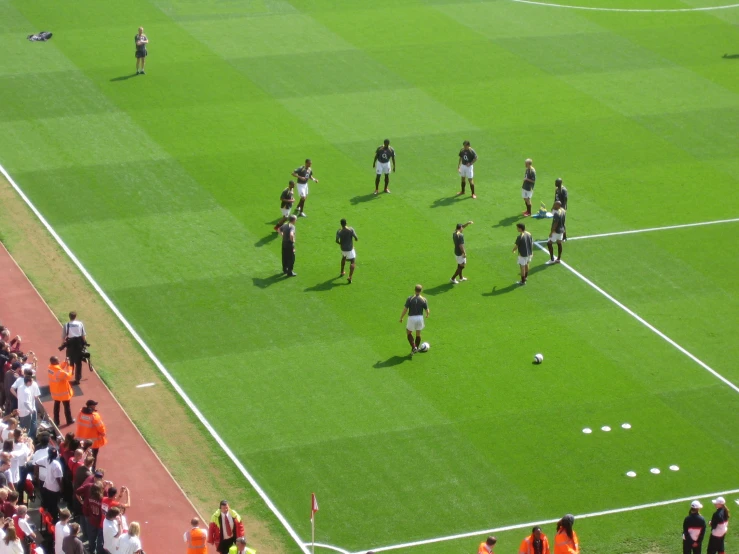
{"left": 450, "top": 221, "right": 473, "bottom": 284}
{"left": 457, "top": 141, "right": 478, "bottom": 198}
{"left": 399, "top": 285, "right": 429, "bottom": 356}
{"left": 335, "top": 219, "right": 359, "bottom": 283}
{"left": 521, "top": 158, "right": 536, "bottom": 216}
{"left": 291, "top": 159, "right": 318, "bottom": 218}
{"left": 373, "top": 139, "right": 396, "bottom": 195}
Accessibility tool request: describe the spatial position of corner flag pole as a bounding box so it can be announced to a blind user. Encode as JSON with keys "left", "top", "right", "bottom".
{"left": 311, "top": 493, "right": 319, "bottom": 554}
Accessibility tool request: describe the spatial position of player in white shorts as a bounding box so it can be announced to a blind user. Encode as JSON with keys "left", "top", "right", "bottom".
{"left": 546, "top": 201, "right": 566, "bottom": 264}
{"left": 291, "top": 159, "right": 318, "bottom": 217}
{"left": 274, "top": 181, "right": 295, "bottom": 231}
{"left": 521, "top": 158, "right": 536, "bottom": 216}
{"left": 513, "top": 222, "right": 534, "bottom": 285}
{"left": 335, "top": 218, "right": 359, "bottom": 284}
{"left": 457, "top": 141, "right": 478, "bottom": 198}
{"left": 451, "top": 221, "right": 473, "bottom": 284}
{"left": 373, "top": 139, "right": 396, "bottom": 194}
{"left": 399, "top": 284, "right": 430, "bottom": 355}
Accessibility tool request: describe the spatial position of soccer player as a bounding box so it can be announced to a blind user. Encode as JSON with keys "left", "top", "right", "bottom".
{"left": 478, "top": 536, "right": 497, "bottom": 554}
{"left": 457, "top": 141, "right": 478, "bottom": 198}
{"left": 335, "top": 218, "right": 359, "bottom": 283}
{"left": 519, "top": 527, "right": 550, "bottom": 554}
{"left": 521, "top": 158, "right": 536, "bottom": 216}
{"left": 512, "top": 223, "right": 533, "bottom": 285}
{"left": 399, "top": 285, "right": 429, "bottom": 356}
{"left": 135, "top": 27, "right": 148, "bottom": 75}
{"left": 450, "top": 221, "right": 473, "bottom": 284}
{"left": 554, "top": 178, "right": 568, "bottom": 240}
{"left": 546, "top": 200, "right": 566, "bottom": 264}
{"left": 291, "top": 159, "right": 318, "bottom": 218}
{"left": 373, "top": 139, "right": 395, "bottom": 194}
{"left": 274, "top": 181, "right": 295, "bottom": 231}
{"left": 278, "top": 215, "right": 297, "bottom": 277}
{"left": 706, "top": 496, "right": 729, "bottom": 554}
{"left": 683, "top": 500, "right": 706, "bottom": 554}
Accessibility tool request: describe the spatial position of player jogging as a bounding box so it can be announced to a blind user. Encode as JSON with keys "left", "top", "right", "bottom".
{"left": 291, "top": 159, "right": 318, "bottom": 218}
{"left": 457, "top": 141, "right": 478, "bottom": 198}
{"left": 513, "top": 223, "right": 533, "bottom": 285}
{"left": 336, "top": 218, "right": 359, "bottom": 283}
{"left": 399, "top": 284, "right": 429, "bottom": 356}
{"left": 554, "top": 178, "right": 568, "bottom": 240}
{"left": 521, "top": 158, "right": 536, "bottom": 216}
{"left": 546, "top": 201, "right": 566, "bottom": 265}
{"left": 274, "top": 181, "right": 295, "bottom": 231}
{"left": 373, "top": 139, "right": 396, "bottom": 194}
{"left": 135, "top": 27, "right": 148, "bottom": 75}
{"left": 451, "top": 221, "right": 473, "bottom": 284}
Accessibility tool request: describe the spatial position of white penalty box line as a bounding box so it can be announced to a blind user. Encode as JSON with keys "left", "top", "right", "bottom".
{"left": 357, "top": 487, "right": 739, "bottom": 553}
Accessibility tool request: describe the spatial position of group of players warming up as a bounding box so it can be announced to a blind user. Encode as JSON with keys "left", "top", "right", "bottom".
{"left": 273, "top": 141, "right": 569, "bottom": 355}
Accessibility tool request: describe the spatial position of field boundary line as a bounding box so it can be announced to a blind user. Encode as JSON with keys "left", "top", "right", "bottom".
{"left": 0, "top": 162, "right": 311, "bottom": 554}
{"left": 510, "top": 0, "right": 739, "bottom": 12}
{"left": 532, "top": 243, "right": 739, "bottom": 394}
{"left": 560, "top": 217, "right": 739, "bottom": 242}
{"left": 356, "top": 487, "right": 739, "bottom": 553}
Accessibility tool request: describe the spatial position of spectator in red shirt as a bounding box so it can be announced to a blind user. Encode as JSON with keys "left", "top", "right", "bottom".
{"left": 1, "top": 490, "right": 18, "bottom": 518}
{"left": 101, "top": 486, "right": 131, "bottom": 516}
{"left": 82, "top": 482, "right": 104, "bottom": 554}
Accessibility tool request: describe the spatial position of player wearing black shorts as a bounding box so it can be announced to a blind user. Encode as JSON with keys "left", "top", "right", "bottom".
{"left": 135, "top": 27, "right": 148, "bottom": 75}
{"left": 291, "top": 159, "right": 318, "bottom": 217}
{"left": 707, "top": 497, "right": 730, "bottom": 554}
{"left": 457, "top": 141, "right": 478, "bottom": 198}
{"left": 373, "top": 139, "right": 396, "bottom": 194}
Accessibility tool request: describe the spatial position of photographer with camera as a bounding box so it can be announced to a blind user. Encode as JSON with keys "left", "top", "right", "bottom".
{"left": 60, "top": 311, "right": 87, "bottom": 385}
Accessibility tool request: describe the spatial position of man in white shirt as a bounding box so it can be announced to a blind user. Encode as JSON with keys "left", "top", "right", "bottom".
{"left": 42, "top": 447, "right": 64, "bottom": 520}
{"left": 102, "top": 506, "right": 123, "bottom": 554}
{"left": 62, "top": 311, "right": 87, "bottom": 385}
{"left": 13, "top": 375, "right": 40, "bottom": 438}
{"left": 14, "top": 505, "right": 36, "bottom": 542}
{"left": 54, "top": 508, "right": 72, "bottom": 554}
{"left": 32, "top": 433, "right": 51, "bottom": 487}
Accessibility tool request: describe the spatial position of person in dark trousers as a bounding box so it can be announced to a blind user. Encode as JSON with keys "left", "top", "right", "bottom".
{"left": 135, "top": 27, "right": 148, "bottom": 74}
{"left": 278, "top": 215, "right": 298, "bottom": 277}
{"left": 336, "top": 219, "right": 359, "bottom": 283}
{"left": 373, "top": 139, "right": 396, "bottom": 194}
{"left": 61, "top": 311, "right": 86, "bottom": 385}
{"left": 554, "top": 178, "right": 568, "bottom": 240}
{"left": 683, "top": 500, "right": 706, "bottom": 554}
{"left": 707, "top": 496, "right": 730, "bottom": 554}
{"left": 513, "top": 223, "right": 533, "bottom": 286}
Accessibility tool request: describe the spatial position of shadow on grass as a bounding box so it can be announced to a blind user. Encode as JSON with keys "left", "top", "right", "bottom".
{"left": 373, "top": 355, "right": 411, "bottom": 368}
{"left": 254, "top": 233, "right": 278, "bottom": 248}
{"left": 304, "top": 276, "right": 342, "bottom": 292}
{"left": 723, "top": 53, "right": 739, "bottom": 59}
{"left": 349, "top": 193, "right": 379, "bottom": 205}
{"left": 252, "top": 274, "right": 284, "bottom": 289}
{"left": 492, "top": 214, "right": 523, "bottom": 228}
{"left": 482, "top": 283, "right": 519, "bottom": 297}
{"left": 430, "top": 194, "right": 467, "bottom": 208}
{"left": 423, "top": 282, "right": 455, "bottom": 296}
{"left": 110, "top": 74, "right": 138, "bottom": 82}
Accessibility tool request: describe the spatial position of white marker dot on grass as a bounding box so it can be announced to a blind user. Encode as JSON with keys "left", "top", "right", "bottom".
{"left": 136, "top": 382, "right": 156, "bottom": 388}
{"left": 669, "top": 465, "right": 680, "bottom": 471}
{"left": 582, "top": 428, "right": 592, "bottom": 434}
{"left": 601, "top": 425, "right": 611, "bottom": 432}
{"left": 650, "top": 468, "right": 661, "bottom": 474}
{"left": 621, "top": 423, "right": 631, "bottom": 429}
{"left": 626, "top": 471, "right": 637, "bottom": 477}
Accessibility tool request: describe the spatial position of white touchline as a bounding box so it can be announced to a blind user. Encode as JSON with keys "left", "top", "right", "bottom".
{"left": 356, "top": 488, "right": 739, "bottom": 553}
{"left": 533, "top": 242, "right": 739, "bottom": 394}
{"left": 0, "top": 163, "right": 311, "bottom": 554}
{"left": 563, "top": 217, "right": 739, "bottom": 242}
{"left": 308, "top": 543, "right": 351, "bottom": 554}
{"left": 510, "top": 0, "right": 739, "bottom": 12}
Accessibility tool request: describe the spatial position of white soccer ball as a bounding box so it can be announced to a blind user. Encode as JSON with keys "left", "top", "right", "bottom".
{"left": 534, "top": 353, "right": 543, "bottom": 364}
{"left": 419, "top": 342, "right": 430, "bottom": 352}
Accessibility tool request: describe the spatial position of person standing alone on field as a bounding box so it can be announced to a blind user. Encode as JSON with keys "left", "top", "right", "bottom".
{"left": 62, "top": 311, "right": 86, "bottom": 385}
{"left": 274, "top": 181, "right": 296, "bottom": 231}
{"left": 335, "top": 219, "right": 358, "bottom": 283}
{"left": 554, "top": 178, "right": 568, "bottom": 240}
{"left": 707, "top": 496, "right": 730, "bottom": 554}
{"left": 513, "top": 223, "right": 533, "bottom": 285}
{"left": 683, "top": 500, "right": 706, "bottom": 554}
{"left": 521, "top": 158, "right": 536, "bottom": 216}
{"left": 457, "top": 141, "right": 478, "bottom": 198}
{"left": 292, "top": 159, "right": 318, "bottom": 217}
{"left": 399, "top": 284, "right": 429, "bottom": 356}
{"left": 373, "top": 139, "right": 396, "bottom": 194}
{"left": 450, "top": 221, "right": 473, "bottom": 284}
{"left": 546, "top": 201, "right": 566, "bottom": 265}
{"left": 135, "top": 27, "right": 148, "bottom": 75}
{"left": 278, "top": 215, "right": 298, "bottom": 277}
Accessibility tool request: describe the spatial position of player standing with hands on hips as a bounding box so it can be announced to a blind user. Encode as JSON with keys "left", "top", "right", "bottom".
{"left": 135, "top": 27, "right": 148, "bottom": 75}
{"left": 450, "top": 221, "right": 473, "bottom": 284}
{"left": 457, "top": 141, "right": 478, "bottom": 198}
{"left": 373, "top": 139, "right": 395, "bottom": 194}
{"left": 292, "top": 159, "right": 318, "bottom": 217}
{"left": 521, "top": 158, "right": 536, "bottom": 216}
{"left": 399, "top": 285, "right": 429, "bottom": 356}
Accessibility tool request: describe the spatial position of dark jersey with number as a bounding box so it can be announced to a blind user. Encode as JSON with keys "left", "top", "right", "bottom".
{"left": 336, "top": 227, "right": 358, "bottom": 251}
{"left": 293, "top": 166, "right": 313, "bottom": 184}
{"left": 522, "top": 167, "right": 536, "bottom": 191}
{"left": 552, "top": 208, "right": 566, "bottom": 234}
{"left": 405, "top": 295, "right": 428, "bottom": 316}
{"left": 135, "top": 34, "right": 147, "bottom": 53}
{"left": 515, "top": 232, "right": 533, "bottom": 257}
{"left": 453, "top": 232, "right": 465, "bottom": 256}
{"left": 555, "top": 185, "right": 568, "bottom": 209}
{"left": 459, "top": 148, "right": 477, "bottom": 165}
{"left": 376, "top": 146, "right": 395, "bottom": 164}
{"left": 280, "top": 187, "right": 294, "bottom": 209}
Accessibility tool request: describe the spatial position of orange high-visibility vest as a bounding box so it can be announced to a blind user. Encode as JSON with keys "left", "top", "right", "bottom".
{"left": 75, "top": 411, "right": 108, "bottom": 448}
{"left": 48, "top": 363, "right": 74, "bottom": 402}
{"left": 553, "top": 530, "right": 579, "bottom": 554}
{"left": 186, "top": 527, "right": 207, "bottom": 554}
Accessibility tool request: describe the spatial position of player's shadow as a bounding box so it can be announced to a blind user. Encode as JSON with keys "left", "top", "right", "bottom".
{"left": 304, "top": 277, "right": 343, "bottom": 292}
{"left": 430, "top": 195, "right": 467, "bottom": 208}
{"left": 254, "top": 233, "right": 278, "bottom": 248}
{"left": 723, "top": 53, "right": 739, "bottom": 59}
{"left": 373, "top": 355, "right": 410, "bottom": 368}
{"left": 482, "top": 283, "right": 519, "bottom": 296}
{"left": 110, "top": 74, "right": 138, "bottom": 82}
{"left": 423, "top": 282, "right": 455, "bottom": 296}
{"left": 252, "top": 274, "right": 284, "bottom": 289}
{"left": 492, "top": 215, "right": 522, "bottom": 228}
{"left": 349, "top": 193, "right": 378, "bottom": 205}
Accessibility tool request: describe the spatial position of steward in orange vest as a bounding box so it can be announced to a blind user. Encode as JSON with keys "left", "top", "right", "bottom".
{"left": 75, "top": 399, "right": 107, "bottom": 464}
{"left": 48, "top": 356, "right": 75, "bottom": 427}
{"left": 519, "top": 527, "right": 550, "bottom": 554}
{"left": 185, "top": 518, "right": 208, "bottom": 554}
{"left": 554, "top": 515, "right": 579, "bottom": 554}
{"left": 478, "top": 536, "right": 497, "bottom": 554}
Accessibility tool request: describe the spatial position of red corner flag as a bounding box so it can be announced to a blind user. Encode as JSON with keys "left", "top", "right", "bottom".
{"left": 311, "top": 493, "right": 319, "bottom": 521}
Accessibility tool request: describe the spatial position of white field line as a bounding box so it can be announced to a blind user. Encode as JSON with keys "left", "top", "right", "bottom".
{"left": 0, "top": 163, "right": 311, "bottom": 554}
{"left": 309, "top": 543, "right": 351, "bottom": 554}
{"left": 357, "top": 488, "right": 739, "bottom": 554}
{"left": 511, "top": 0, "right": 739, "bottom": 11}
{"left": 533, "top": 242, "right": 739, "bottom": 394}
{"left": 562, "top": 217, "right": 739, "bottom": 242}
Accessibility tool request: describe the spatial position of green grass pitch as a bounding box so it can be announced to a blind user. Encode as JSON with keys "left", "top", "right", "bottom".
{"left": 1, "top": 0, "right": 739, "bottom": 552}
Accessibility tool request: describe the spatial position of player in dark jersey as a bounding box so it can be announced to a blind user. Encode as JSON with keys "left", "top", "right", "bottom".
{"left": 457, "top": 141, "right": 478, "bottom": 198}
{"left": 554, "top": 178, "right": 568, "bottom": 240}
{"left": 512, "top": 223, "right": 533, "bottom": 285}
{"left": 135, "top": 27, "right": 148, "bottom": 75}
{"left": 335, "top": 218, "right": 359, "bottom": 283}
{"left": 291, "top": 159, "right": 319, "bottom": 217}
{"left": 399, "top": 284, "right": 429, "bottom": 355}
{"left": 521, "top": 158, "right": 536, "bottom": 216}
{"left": 683, "top": 500, "right": 706, "bottom": 554}
{"left": 373, "top": 139, "right": 396, "bottom": 195}
{"left": 450, "top": 221, "right": 473, "bottom": 284}
{"left": 274, "top": 181, "right": 295, "bottom": 231}
{"left": 546, "top": 201, "right": 566, "bottom": 264}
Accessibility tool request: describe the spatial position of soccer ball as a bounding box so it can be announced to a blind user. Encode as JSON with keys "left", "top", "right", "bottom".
{"left": 419, "top": 342, "right": 430, "bottom": 352}
{"left": 533, "top": 353, "right": 544, "bottom": 364}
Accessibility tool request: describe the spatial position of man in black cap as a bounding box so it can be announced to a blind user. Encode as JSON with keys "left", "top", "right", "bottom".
{"left": 451, "top": 221, "right": 473, "bottom": 284}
